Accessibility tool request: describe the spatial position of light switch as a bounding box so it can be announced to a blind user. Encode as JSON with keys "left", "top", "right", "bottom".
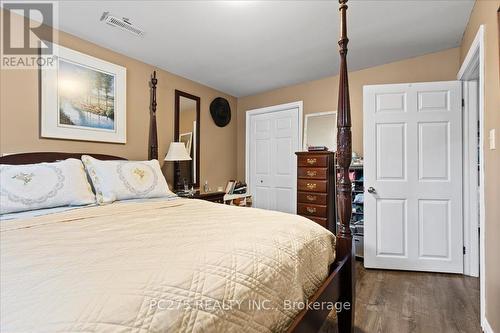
{"left": 489, "top": 129, "right": 496, "bottom": 150}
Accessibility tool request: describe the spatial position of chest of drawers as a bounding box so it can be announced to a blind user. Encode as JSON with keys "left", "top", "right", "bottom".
{"left": 295, "top": 151, "right": 336, "bottom": 232}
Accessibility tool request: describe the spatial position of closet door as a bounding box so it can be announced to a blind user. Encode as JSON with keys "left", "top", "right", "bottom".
{"left": 248, "top": 106, "right": 300, "bottom": 214}
{"left": 364, "top": 81, "right": 463, "bottom": 273}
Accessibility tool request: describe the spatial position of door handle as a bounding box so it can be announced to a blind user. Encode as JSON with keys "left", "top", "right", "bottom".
{"left": 367, "top": 187, "right": 376, "bottom": 194}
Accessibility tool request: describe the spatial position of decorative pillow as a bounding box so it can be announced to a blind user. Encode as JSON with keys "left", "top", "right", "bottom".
{"left": 81, "top": 155, "right": 174, "bottom": 204}
{"left": 0, "top": 159, "right": 96, "bottom": 214}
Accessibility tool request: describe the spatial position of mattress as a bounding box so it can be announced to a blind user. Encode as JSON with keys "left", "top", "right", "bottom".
{"left": 0, "top": 198, "right": 336, "bottom": 332}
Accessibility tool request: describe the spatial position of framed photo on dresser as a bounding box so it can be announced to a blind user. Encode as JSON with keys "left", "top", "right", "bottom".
{"left": 179, "top": 132, "right": 193, "bottom": 154}
{"left": 41, "top": 44, "right": 127, "bottom": 143}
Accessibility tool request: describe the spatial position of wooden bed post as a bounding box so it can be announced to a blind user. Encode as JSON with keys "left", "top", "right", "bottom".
{"left": 149, "top": 71, "right": 159, "bottom": 160}
{"left": 336, "top": 0, "right": 355, "bottom": 332}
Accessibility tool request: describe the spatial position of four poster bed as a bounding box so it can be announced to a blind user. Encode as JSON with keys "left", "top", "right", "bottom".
{"left": 0, "top": 1, "right": 354, "bottom": 332}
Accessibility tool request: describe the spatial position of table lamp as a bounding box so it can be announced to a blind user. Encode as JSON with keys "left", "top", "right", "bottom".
{"left": 164, "top": 142, "right": 192, "bottom": 191}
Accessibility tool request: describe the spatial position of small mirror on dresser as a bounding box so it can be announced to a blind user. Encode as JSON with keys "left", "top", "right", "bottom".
{"left": 303, "top": 111, "right": 337, "bottom": 151}
{"left": 174, "top": 90, "right": 200, "bottom": 189}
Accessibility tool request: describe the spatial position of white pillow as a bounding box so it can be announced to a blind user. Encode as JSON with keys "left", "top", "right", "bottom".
{"left": 81, "top": 155, "right": 174, "bottom": 204}
{"left": 0, "top": 158, "right": 96, "bottom": 214}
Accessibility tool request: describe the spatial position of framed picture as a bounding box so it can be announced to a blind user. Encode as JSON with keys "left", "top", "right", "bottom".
{"left": 179, "top": 132, "right": 193, "bottom": 154}
{"left": 303, "top": 111, "right": 337, "bottom": 151}
{"left": 225, "top": 180, "right": 235, "bottom": 194}
{"left": 41, "top": 44, "right": 127, "bottom": 143}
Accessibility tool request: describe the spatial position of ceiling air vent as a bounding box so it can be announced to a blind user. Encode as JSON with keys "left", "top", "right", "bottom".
{"left": 101, "top": 12, "right": 144, "bottom": 37}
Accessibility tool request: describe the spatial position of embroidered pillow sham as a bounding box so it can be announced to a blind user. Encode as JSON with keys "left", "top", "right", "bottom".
{"left": 81, "top": 155, "right": 174, "bottom": 204}
{"left": 0, "top": 158, "right": 96, "bottom": 214}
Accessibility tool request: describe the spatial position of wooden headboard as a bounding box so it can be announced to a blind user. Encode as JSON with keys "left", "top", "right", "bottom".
{"left": 0, "top": 152, "right": 125, "bottom": 165}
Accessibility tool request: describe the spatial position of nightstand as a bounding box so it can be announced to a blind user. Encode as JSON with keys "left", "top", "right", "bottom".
{"left": 177, "top": 190, "right": 226, "bottom": 203}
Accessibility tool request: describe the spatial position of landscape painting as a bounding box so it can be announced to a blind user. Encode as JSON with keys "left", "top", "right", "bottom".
{"left": 58, "top": 59, "right": 115, "bottom": 131}
{"left": 42, "top": 44, "right": 126, "bottom": 143}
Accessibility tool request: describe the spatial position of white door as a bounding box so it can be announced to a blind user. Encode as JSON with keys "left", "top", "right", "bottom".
{"left": 364, "top": 81, "right": 463, "bottom": 273}
{"left": 247, "top": 104, "right": 301, "bottom": 214}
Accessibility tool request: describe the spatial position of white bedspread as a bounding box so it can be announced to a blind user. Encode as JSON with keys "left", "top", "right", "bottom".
{"left": 1, "top": 199, "right": 335, "bottom": 332}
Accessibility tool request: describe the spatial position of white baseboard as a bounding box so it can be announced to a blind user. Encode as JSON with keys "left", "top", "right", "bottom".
{"left": 483, "top": 317, "right": 494, "bottom": 333}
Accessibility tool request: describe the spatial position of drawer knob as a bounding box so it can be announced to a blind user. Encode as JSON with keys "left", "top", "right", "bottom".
{"left": 306, "top": 207, "right": 317, "bottom": 213}
{"left": 306, "top": 195, "right": 317, "bottom": 201}
{"left": 306, "top": 183, "right": 317, "bottom": 190}
{"left": 306, "top": 158, "right": 317, "bottom": 165}
{"left": 306, "top": 170, "right": 317, "bottom": 177}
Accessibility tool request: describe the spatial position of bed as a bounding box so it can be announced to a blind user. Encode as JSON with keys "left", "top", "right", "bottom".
{"left": 1, "top": 197, "right": 335, "bottom": 332}
{"left": 0, "top": 1, "right": 355, "bottom": 332}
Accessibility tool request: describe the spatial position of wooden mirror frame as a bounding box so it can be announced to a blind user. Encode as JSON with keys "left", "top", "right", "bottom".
{"left": 174, "top": 89, "right": 201, "bottom": 189}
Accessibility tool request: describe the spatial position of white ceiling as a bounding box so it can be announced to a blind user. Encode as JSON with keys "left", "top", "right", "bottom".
{"left": 52, "top": 0, "right": 474, "bottom": 97}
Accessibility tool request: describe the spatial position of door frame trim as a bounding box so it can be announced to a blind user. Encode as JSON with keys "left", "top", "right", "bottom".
{"left": 457, "top": 24, "right": 485, "bottom": 328}
{"left": 461, "top": 81, "right": 479, "bottom": 278}
{"left": 245, "top": 101, "right": 303, "bottom": 209}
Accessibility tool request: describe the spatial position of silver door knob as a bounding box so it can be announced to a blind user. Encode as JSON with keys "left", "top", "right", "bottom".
{"left": 367, "top": 187, "right": 376, "bottom": 194}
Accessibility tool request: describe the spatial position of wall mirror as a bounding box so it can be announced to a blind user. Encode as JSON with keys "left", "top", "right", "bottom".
{"left": 174, "top": 90, "right": 200, "bottom": 189}
{"left": 303, "top": 111, "right": 338, "bottom": 151}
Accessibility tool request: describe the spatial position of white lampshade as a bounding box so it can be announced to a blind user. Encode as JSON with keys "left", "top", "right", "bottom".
{"left": 164, "top": 142, "right": 192, "bottom": 161}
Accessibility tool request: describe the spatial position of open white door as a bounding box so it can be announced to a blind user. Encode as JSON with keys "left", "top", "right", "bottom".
{"left": 364, "top": 81, "right": 463, "bottom": 273}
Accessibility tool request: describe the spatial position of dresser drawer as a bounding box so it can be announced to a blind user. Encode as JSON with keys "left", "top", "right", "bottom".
{"left": 297, "top": 179, "right": 327, "bottom": 192}
{"left": 295, "top": 151, "right": 334, "bottom": 230}
{"left": 298, "top": 167, "right": 328, "bottom": 180}
{"left": 297, "top": 203, "right": 327, "bottom": 217}
{"left": 297, "top": 191, "right": 327, "bottom": 205}
{"left": 297, "top": 155, "right": 328, "bottom": 167}
{"left": 301, "top": 216, "right": 328, "bottom": 228}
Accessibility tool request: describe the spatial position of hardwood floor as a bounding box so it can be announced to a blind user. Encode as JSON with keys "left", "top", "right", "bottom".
{"left": 321, "top": 261, "right": 481, "bottom": 333}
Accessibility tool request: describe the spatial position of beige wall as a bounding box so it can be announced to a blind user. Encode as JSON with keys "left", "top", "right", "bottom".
{"left": 0, "top": 11, "right": 237, "bottom": 190}
{"left": 236, "top": 48, "right": 461, "bottom": 179}
{"left": 179, "top": 107, "right": 196, "bottom": 136}
{"left": 460, "top": 1, "right": 500, "bottom": 331}
{"left": 2, "top": 8, "right": 499, "bottom": 328}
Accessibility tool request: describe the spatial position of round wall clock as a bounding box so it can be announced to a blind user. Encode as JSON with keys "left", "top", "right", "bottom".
{"left": 209, "top": 97, "right": 231, "bottom": 127}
